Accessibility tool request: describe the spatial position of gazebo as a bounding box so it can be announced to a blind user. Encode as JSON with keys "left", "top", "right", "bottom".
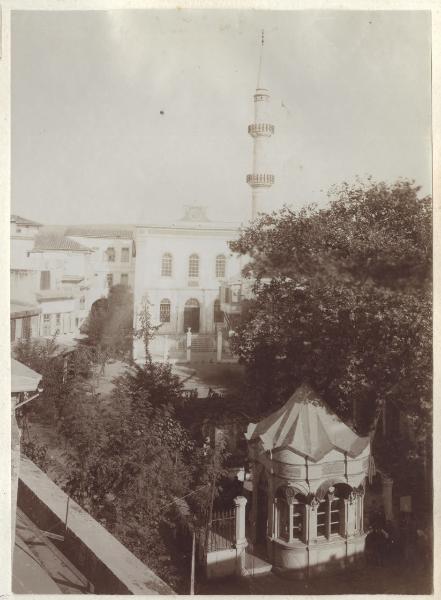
{"left": 246, "top": 384, "right": 371, "bottom": 577}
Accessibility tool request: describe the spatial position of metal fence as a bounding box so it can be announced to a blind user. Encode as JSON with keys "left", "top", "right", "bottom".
{"left": 207, "top": 507, "right": 236, "bottom": 552}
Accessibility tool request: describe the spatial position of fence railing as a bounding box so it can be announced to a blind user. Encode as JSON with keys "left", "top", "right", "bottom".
{"left": 207, "top": 507, "right": 236, "bottom": 552}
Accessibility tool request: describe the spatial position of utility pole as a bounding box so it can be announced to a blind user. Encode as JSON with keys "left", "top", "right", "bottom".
{"left": 190, "top": 526, "right": 196, "bottom": 595}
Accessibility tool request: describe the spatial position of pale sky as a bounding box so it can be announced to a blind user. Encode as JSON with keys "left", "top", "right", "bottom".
{"left": 11, "top": 9, "right": 431, "bottom": 225}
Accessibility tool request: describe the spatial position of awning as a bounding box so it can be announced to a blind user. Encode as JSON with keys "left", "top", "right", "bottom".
{"left": 246, "top": 383, "right": 369, "bottom": 462}
{"left": 11, "top": 359, "right": 42, "bottom": 394}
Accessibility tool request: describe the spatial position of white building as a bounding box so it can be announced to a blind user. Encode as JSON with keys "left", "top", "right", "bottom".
{"left": 133, "top": 206, "right": 246, "bottom": 361}
{"left": 65, "top": 225, "right": 136, "bottom": 301}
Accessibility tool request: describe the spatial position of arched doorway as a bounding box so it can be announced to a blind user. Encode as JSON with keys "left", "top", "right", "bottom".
{"left": 184, "top": 298, "right": 200, "bottom": 333}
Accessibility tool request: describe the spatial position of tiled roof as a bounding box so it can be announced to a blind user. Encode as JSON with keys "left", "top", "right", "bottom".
{"left": 11, "top": 299, "right": 41, "bottom": 317}
{"left": 65, "top": 225, "right": 135, "bottom": 239}
{"left": 36, "top": 289, "right": 75, "bottom": 301}
{"left": 32, "top": 234, "right": 92, "bottom": 253}
{"left": 11, "top": 214, "right": 42, "bottom": 227}
{"left": 11, "top": 359, "right": 42, "bottom": 393}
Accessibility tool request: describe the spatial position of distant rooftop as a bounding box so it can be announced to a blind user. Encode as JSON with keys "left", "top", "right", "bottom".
{"left": 11, "top": 214, "right": 42, "bottom": 227}
{"left": 11, "top": 299, "right": 41, "bottom": 318}
{"left": 66, "top": 224, "right": 135, "bottom": 239}
{"left": 31, "top": 233, "right": 92, "bottom": 253}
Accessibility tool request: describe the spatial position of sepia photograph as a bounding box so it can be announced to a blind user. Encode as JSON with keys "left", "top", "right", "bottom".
{"left": 8, "top": 6, "right": 433, "bottom": 595}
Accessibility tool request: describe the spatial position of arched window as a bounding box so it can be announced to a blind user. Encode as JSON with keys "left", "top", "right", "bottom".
{"left": 215, "top": 254, "right": 226, "bottom": 278}
{"left": 160, "top": 299, "right": 171, "bottom": 323}
{"left": 188, "top": 254, "right": 199, "bottom": 278}
{"left": 275, "top": 487, "right": 305, "bottom": 542}
{"left": 213, "top": 299, "right": 224, "bottom": 324}
{"left": 315, "top": 483, "right": 349, "bottom": 539}
{"left": 161, "top": 253, "right": 173, "bottom": 277}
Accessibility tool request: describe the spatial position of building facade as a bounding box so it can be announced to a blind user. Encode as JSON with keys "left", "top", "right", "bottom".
{"left": 133, "top": 206, "right": 245, "bottom": 361}
{"left": 65, "top": 225, "right": 136, "bottom": 301}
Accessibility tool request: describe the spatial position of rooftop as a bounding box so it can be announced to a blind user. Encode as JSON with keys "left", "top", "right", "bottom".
{"left": 11, "top": 214, "right": 42, "bottom": 227}
{"left": 246, "top": 383, "right": 370, "bottom": 461}
{"left": 31, "top": 233, "right": 92, "bottom": 253}
{"left": 11, "top": 359, "right": 42, "bottom": 394}
{"left": 13, "top": 508, "right": 91, "bottom": 594}
{"left": 36, "top": 289, "right": 75, "bottom": 301}
{"left": 65, "top": 224, "right": 135, "bottom": 239}
{"left": 11, "top": 299, "right": 41, "bottom": 318}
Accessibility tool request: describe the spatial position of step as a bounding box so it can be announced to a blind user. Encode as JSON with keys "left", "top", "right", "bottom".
{"left": 244, "top": 551, "right": 273, "bottom": 576}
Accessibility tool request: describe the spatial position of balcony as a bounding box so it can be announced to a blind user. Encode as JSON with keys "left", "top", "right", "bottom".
{"left": 246, "top": 173, "right": 275, "bottom": 187}
{"left": 248, "top": 123, "right": 275, "bottom": 137}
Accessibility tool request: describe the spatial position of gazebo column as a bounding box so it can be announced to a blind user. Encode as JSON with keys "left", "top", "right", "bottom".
{"left": 344, "top": 493, "right": 357, "bottom": 537}
{"left": 267, "top": 476, "right": 275, "bottom": 539}
{"left": 308, "top": 498, "right": 318, "bottom": 541}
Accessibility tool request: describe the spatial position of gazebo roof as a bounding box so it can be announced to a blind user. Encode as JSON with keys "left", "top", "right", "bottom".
{"left": 11, "top": 359, "right": 42, "bottom": 394}
{"left": 245, "top": 384, "right": 369, "bottom": 462}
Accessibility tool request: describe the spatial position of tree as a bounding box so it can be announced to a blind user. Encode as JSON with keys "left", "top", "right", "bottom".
{"left": 230, "top": 178, "right": 432, "bottom": 479}
{"left": 134, "top": 294, "right": 161, "bottom": 363}
{"left": 81, "top": 284, "right": 134, "bottom": 358}
{"left": 13, "top": 337, "right": 94, "bottom": 426}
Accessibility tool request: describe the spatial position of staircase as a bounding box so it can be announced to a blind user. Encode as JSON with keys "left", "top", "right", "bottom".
{"left": 191, "top": 334, "right": 216, "bottom": 353}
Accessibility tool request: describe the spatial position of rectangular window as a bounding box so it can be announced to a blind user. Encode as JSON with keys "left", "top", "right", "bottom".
{"left": 107, "top": 273, "right": 114, "bottom": 287}
{"left": 120, "top": 273, "right": 129, "bottom": 286}
{"left": 106, "top": 247, "right": 115, "bottom": 262}
{"left": 80, "top": 295, "right": 85, "bottom": 309}
{"left": 292, "top": 505, "right": 303, "bottom": 540}
{"left": 11, "top": 319, "right": 16, "bottom": 342}
{"left": 121, "top": 247, "right": 130, "bottom": 263}
{"left": 188, "top": 254, "right": 199, "bottom": 279}
{"left": 55, "top": 313, "right": 61, "bottom": 333}
{"left": 160, "top": 301, "right": 171, "bottom": 323}
{"left": 63, "top": 314, "right": 69, "bottom": 334}
{"left": 22, "top": 317, "right": 31, "bottom": 340}
{"left": 40, "top": 270, "right": 51, "bottom": 290}
{"left": 330, "top": 500, "right": 340, "bottom": 535}
{"left": 316, "top": 501, "right": 327, "bottom": 537}
{"left": 43, "top": 314, "right": 51, "bottom": 336}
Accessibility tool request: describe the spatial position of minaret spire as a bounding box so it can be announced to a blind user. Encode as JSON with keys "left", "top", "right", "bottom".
{"left": 247, "top": 30, "right": 275, "bottom": 219}
{"left": 256, "top": 29, "right": 264, "bottom": 89}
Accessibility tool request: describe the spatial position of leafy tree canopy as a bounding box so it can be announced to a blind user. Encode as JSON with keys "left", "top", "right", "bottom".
{"left": 81, "top": 284, "right": 134, "bottom": 358}
{"left": 229, "top": 179, "right": 431, "bottom": 474}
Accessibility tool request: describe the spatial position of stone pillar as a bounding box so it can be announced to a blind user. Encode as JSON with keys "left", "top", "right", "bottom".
{"left": 216, "top": 329, "right": 223, "bottom": 362}
{"left": 234, "top": 496, "right": 248, "bottom": 575}
{"left": 381, "top": 474, "right": 394, "bottom": 521}
{"left": 186, "top": 328, "right": 192, "bottom": 362}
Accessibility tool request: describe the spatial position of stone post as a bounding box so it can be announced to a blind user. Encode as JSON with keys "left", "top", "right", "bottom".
{"left": 186, "top": 328, "right": 192, "bottom": 362}
{"left": 381, "top": 474, "right": 394, "bottom": 521}
{"left": 234, "top": 496, "right": 248, "bottom": 575}
{"left": 216, "top": 329, "right": 223, "bottom": 362}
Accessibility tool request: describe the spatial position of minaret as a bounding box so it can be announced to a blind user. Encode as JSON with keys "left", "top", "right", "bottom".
{"left": 247, "top": 30, "right": 275, "bottom": 219}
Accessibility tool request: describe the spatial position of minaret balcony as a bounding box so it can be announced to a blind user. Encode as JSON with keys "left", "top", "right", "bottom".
{"left": 248, "top": 123, "right": 275, "bottom": 137}
{"left": 246, "top": 173, "right": 275, "bottom": 187}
